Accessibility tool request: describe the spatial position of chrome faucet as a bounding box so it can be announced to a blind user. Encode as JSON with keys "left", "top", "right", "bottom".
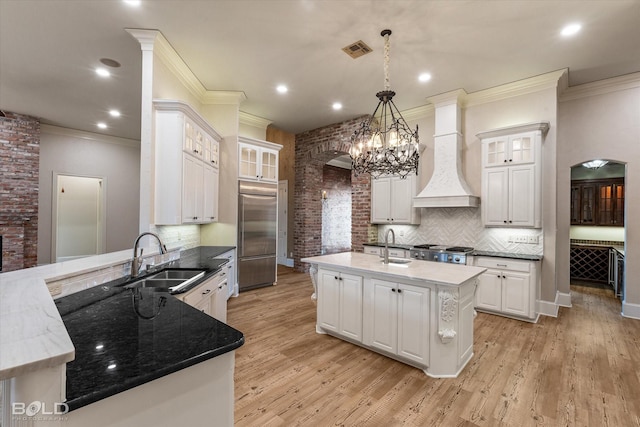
{"left": 131, "top": 232, "right": 167, "bottom": 277}
{"left": 383, "top": 228, "right": 396, "bottom": 265}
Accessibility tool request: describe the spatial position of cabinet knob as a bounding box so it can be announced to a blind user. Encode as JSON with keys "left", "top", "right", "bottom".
{"left": 334, "top": 276, "right": 338, "bottom": 280}
{"left": 398, "top": 289, "right": 402, "bottom": 293}
{"left": 504, "top": 160, "right": 508, "bottom": 163}
{"left": 503, "top": 220, "right": 508, "bottom": 224}
{"left": 194, "top": 149, "right": 199, "bottom": 154}
{"left": 509, "top": 159, "right": 513, "bottom": 162}
{"left": 509, "top": 220, "right": 513, "bottom": 223}
{"left": 391, "top": 288, "right": 396, "bottom": 293}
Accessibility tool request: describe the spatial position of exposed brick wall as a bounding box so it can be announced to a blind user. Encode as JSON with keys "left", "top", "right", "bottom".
{"left": 321, "top": 165, "right": 351, "bottom": 254}
{"left": 294, "top": 116, "right": 375, "bottom": 271}
{"left": 0, "top": 112, "right": 40, "bottom": 271}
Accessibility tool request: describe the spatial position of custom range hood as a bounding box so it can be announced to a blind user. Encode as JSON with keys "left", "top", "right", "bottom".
{"left": 413, "top": 90, "right": 480, "bottom": 208}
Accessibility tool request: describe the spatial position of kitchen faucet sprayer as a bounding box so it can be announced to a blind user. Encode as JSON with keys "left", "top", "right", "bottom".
{"left": 131, "top": 232, "right": 167, "bottom": 278}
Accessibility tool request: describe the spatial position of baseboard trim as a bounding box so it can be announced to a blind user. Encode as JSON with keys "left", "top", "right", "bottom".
{"left": 538, "top": 291, "right": 571, "bottom": 318}
{"left": 557, "top": 291, "right": 572, "bottom": 307}
{"left": 621, "top": 300, "right": 640, "bottom": 320}
{"left": 538, "top": 298, "right": 559, "bottom": 318}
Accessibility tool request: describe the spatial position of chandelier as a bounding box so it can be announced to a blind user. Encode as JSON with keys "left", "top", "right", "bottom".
{"left": 350, "top": 29, "right": 419, "bottom": 179}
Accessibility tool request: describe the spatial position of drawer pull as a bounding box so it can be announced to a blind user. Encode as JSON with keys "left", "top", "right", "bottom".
{"left": 202, "top": 289, "right": 211, "bottom": 295}
{"left": 497, "top": 264, "right": 508, "bottom": 267}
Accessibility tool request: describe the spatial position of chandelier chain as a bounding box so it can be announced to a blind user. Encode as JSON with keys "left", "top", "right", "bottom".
{"left": 383, "top": 31, "right": 390, "bottom": 92}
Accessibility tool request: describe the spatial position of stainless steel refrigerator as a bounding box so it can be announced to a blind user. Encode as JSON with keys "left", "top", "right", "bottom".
{"left": 238, "top": 180, "right": 277, "bottom": 291}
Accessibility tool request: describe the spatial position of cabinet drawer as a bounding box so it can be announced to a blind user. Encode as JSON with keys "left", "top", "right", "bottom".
{"left": 475, "top": 257, "right": 530, "bottom": 273}
{"left": 183, "top": 279, "right": 216, "bottom": 307}
{"left": 388, "top": 249, "right": 407, "bottom": 258}
{"left": 363, "top": 246, "right": 381, "bottom": 256}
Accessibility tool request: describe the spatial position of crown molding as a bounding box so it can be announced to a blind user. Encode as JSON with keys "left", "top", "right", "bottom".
{"left": 151, "top": 32, "right": 207, "bottom": 102}
{"left": 464, "top": 69, "right": 568, "bottom": 107}
{"left": 125, "top": 28, "right": 161, "bottom": 51}
{"left": 559, "top": 72, "right": 640, "bottom": 102}
{"left": 41, "top": 124, "right": 140, "bottom": 147}
{"left": 476, "top": 121, "right": 550, "bottom": 139}
{"left": 239, "top": 111, "right": 272, "bottom": 129}
{"left": 401, "top": 104, "right": 434, "bottom": 122}
{"left": 202, "top": 91, "right": 247, "bottom": 105}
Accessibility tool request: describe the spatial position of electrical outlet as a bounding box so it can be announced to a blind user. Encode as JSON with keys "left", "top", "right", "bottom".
{"left": 399, "top": 229, "right": 405, "bottom": 237}
{"left": 515, "top": 235, "right": 528, "bottom": 243}
{"left": 528, "top": 235, "right": 539, "bottom": 244}
{"left": 48, "top": 283, "right": 62, "bottom": 296}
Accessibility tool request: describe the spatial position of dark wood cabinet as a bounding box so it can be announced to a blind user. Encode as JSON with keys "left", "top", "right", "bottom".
{"left": 570, "top": 178, "right": 624, "bottom": 226}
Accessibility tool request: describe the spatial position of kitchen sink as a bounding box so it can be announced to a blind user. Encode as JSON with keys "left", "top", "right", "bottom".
{"left": 124, "top": 269, "right": 205, "bottom": 293}
{"left": 148, "top": 269, "right": 205, "bottom": 281}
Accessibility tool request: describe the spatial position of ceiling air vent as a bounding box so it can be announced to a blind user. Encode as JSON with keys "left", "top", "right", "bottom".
{"left": 342, "top": 40, "right": 372, "bottom": 59}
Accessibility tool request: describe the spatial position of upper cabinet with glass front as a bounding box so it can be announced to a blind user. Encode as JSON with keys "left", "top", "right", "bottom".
{"left": 483, "top": 132, "right": 536, "bottom": 167}
{"left": 238, "top": 136, "right": 281, "bottom": 183}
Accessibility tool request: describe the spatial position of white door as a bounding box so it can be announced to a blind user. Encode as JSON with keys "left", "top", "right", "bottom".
{"left": 397, "top": 283, "right": 430, "bottom": 365}
{"left": 502, "top": 272, "right": 530, "bottom": 317}
{"left": 475, "top": 269, "right": 502, "bottom": 311}
{"left": 483, "top": 168, "right": 509, "bottom": 226}
{"left": 277, "top": 180, "right": 288, "bottom": 265}
{"left": 368, "top": 278, "right": 397, "bottom": 353}
{"left": 53, "top": 174, "right": 105, "bottom": 262}
{"left": 371, "top": 177, "right": 391, "bottom": 223}
{"left": 339, "top": 272, "right": 363, "bottom": 342}
{"left": 509, "top": 165, "right": 535, "bottom": 227}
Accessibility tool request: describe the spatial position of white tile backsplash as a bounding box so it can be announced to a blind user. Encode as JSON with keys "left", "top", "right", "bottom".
{"left": 378, "top": 208, "right": 543, "bottom": 254}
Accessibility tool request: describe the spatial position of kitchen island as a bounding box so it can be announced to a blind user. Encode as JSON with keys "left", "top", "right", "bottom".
{"left": 0, "top": 246, "right": 242, "bottom": 427}
{"left": 302, "top": 252, "right": 486, "bottom": 378}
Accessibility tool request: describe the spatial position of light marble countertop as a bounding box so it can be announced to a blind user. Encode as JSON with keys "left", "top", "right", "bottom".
{"left": 0, "top": 249, "right": 137, "bottom": 379}
{"left": 302, "top": 252, "right": 486, "bottom": 286}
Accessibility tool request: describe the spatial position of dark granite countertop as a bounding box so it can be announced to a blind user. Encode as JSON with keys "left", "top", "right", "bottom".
{"left": 55, "top": 246, "right": 243, "bottom": 411}
{"left": 363, "top": 242, "right": 414, "bottom": 250}
{"left": 472, "top": 250, "right": 543, "bottom": 261}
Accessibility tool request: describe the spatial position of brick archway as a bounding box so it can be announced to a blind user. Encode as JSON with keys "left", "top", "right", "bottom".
{"left": 293, "top": 116, "right": 375, "bottom": 271}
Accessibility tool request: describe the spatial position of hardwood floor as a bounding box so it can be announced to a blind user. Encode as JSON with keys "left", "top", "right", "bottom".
{"left": 227, "top": 268, "right": 640, "bottom": 426}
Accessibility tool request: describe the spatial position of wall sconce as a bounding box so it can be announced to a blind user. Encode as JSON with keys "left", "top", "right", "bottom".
{"left": 322, "top": 190, "right": 328, "bottom": 200}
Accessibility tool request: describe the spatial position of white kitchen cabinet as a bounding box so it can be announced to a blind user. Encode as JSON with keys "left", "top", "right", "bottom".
{"left": 317, "top": 268, "right": 363, "bottom": 342}
{"left": 478, "top": 123, "right": 548, "bottom": 229}
{"left": 483, "top": 164, "right": 536, "bottom": 227}
{"left": 473, "top": 256, "right": 540, "bottom": 321}
{"left": 218, "top": 249, "right": 237, "bottom": 298}
{"left": 364, "top": 278, "right": 430, "bottom": 366}
{"left": 371, "top": 173, "right": 420, "bottom": 224}
{"left": 179, "top": 270, "right": 228, "bottom": 322}
{"left": 238, "top": 137, "right": 280, "bottom": 183}
{"left": 202, "top": 164, "right": 219, "bottom": 222}
{"left": 153, "top": 100, "right": 222, "bottom": 225}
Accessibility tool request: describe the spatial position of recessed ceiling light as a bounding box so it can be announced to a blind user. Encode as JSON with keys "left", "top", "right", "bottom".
{"left": 95, "top": 67, "right": 110, "bottom": 78}
{"left": 97, "top": 122, "right": 108, "bottom": 129}
{"left": 332, "top": 102, "right": 342, "bottom": 111}
{"left": 100, "top": 58, "right": 121, "bottom": 68}
{"left": 276, "top": 84, "right": 288, "bottom": 94}
{"left": 561, "top": 23, "right": 582, "bottom": 37}
{"left": 109, "top": 109, "right": 121, "bottom": 117}
{"left": 418, "top": 73, "right": 432, "bottom": 83}
{"left": 123, "top": 0, "right": 141, "bottom": 6}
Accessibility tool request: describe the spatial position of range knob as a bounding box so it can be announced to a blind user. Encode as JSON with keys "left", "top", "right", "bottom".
{"left": 454, "top": 257, "right": 460, "bottom": 263}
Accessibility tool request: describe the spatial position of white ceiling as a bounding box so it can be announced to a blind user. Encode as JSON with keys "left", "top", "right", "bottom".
{"left": 1, "top": 0, "right": 639, "bottom": 141}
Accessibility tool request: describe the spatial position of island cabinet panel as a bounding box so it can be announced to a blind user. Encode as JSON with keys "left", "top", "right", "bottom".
{"left": 317, "top": 268, "right": 363, "bottom": 342}
{"left": 363, "top": 278, "right": 430, "bottom": 366}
